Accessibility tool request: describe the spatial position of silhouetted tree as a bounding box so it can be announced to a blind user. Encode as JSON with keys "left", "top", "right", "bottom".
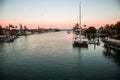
{"left": 73, "top": 23, "right": 79, "bottom": 30}
{"left": 85, "top": 26, "right": 96, "bottom": 34}
{"left": 0, "top": 25, "right": 3, "bottom": 35}
{"left": 9, "top": 24, "right": 14, "bottom": 29}
{"left": 85, "top": 27, "right": 96, "bottom": 40}
{"left": 75, "top": 23, "right": 79, "bottom": 28}
{"left": 101, "top": 24, "right": 114, "bottom": 37}
{"left": 115, "top": 21, "right": 120, "bottom": 39}
{"left": 24, "top": 26, "right": 26, "bottom": 29}
{"left": 115, "top": 21, "right": 120, "bottom": 33}
{"left": 100, "top": 21, "right": 120, "bottom": 39}
{"left": 83, "top": 25, "right": 86, "bottom": 27}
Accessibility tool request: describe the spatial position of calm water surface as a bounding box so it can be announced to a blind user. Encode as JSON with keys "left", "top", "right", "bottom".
{"left": 0, "top": 31, "right": 120, "bottom": 80}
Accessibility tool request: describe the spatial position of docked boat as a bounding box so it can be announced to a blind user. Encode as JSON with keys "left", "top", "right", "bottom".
{"left": 73, "top": 1, "right": 88, "bottom": 47}
{"left": 88, "top": 38, "right": 100, "bottom": 44}
{"left": 88, "top": 39, "right": 95, "bottom": 44}
{"left": 73, "top": 35, "right": 88, "bottom": 47}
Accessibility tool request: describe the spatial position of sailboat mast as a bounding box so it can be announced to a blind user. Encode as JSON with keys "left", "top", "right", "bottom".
{"left": 79, "top": 1, "right": 82, "bottom": 36}
{"left": 79, "top": 1, "right": 81, "bottom": 27}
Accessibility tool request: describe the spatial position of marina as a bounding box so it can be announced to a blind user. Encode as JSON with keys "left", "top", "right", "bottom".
{"left": 0, "top": 31, "right": 120, "bottom": 80}
{"left": 0, "top": 0, "right": 120, "bottom": 80}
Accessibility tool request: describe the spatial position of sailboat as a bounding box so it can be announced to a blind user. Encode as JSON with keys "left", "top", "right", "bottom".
{"left": 73, "top": 1, "right": 88, "bottom": 47}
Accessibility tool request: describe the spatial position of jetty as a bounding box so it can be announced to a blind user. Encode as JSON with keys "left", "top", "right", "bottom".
{"left": 102, "top": 38, "right": 120, "bottom": 51}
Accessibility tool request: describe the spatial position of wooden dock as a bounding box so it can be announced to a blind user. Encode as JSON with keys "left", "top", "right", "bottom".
{"left": 102, "top": 38, "right": 120, "bottom": 50}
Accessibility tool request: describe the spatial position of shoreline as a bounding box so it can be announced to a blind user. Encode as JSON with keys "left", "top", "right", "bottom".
{"left": 102, "top": 38, "right": 120, "bottom": 51}
{"left": 0, "top": 30, "right": 60, "bottom": 43}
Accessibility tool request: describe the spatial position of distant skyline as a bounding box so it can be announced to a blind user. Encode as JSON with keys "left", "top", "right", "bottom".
{"left": 0, "top": 0, "right": 120, "bottom": 29}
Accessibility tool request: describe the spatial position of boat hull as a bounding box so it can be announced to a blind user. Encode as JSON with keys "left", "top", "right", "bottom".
{"left": 73, "top": 41, "right": 88, "bottom": 47}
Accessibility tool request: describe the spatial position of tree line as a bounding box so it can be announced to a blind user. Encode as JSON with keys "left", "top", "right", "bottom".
{"left": 84, "top": 21, "right": 120, "bottom": 40}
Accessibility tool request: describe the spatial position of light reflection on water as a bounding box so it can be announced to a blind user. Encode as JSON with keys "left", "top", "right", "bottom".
{"left": 0, "top": 31, "right": 120, "bottom": 80}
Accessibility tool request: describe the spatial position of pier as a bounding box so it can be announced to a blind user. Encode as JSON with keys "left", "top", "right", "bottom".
{"left": 102, "top": 38, "right": 120, "bottom": 51}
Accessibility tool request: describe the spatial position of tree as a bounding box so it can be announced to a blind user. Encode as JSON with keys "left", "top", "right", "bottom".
{"left": 9, "top": 24, "right": 14, "bottom": 29}
{"left": 114, "top": 21, "right": 120, "bottom": 39}
{"left": 73, "top": 23, "right": 80, "bottom": 33}
{"left": 115, "top": 21, "right": 120, "bottom": 34}
{"left": 75, "top": 23, "right": 79, "bottom": 29}
{"left": 0, "top": 25, "right": 3, "bottom": 35}
{"left": 101, "top": 21, "right": 120, "bottom": 39}
{"left": 85, "top": 26, "right": 96, "bottom": 40}
{"left": 85, "top": 26, "right": 96, "bottom": 34}
{"left": 98, "top": 27, "right": 103, "bottom": 33}
{"left": 101, "top": 24, "right": 114, "bottom": 37}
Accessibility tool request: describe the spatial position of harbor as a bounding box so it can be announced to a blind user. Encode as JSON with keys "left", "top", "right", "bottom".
{"left": 0, "top": 31, "right": 120, "bottom": 80}
{"left": 0, "top": 0, "right": 120, "bottom": 80}
{"left": 0, "top": 25, "right": 60, "bottom": 43}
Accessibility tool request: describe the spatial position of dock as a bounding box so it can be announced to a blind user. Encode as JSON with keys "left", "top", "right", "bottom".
{"left": 102, "top": 38, "right": 120, "bottom": 50}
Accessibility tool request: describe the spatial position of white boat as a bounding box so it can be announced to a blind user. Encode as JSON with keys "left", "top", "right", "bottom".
{"left": 73, "top": 35, "right": 88, "bottom": 47}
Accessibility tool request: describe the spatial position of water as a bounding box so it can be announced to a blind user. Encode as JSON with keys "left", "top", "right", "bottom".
{"left": 0, "top": 31, "right": 120, "bottom": 80}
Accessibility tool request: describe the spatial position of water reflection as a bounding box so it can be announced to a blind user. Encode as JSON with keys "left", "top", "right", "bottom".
{"left": 0, "top": 32, "right": 120, "bottom": 80}
{"left": 103, "top": 44, "right": 120, "bottom": 80}
{"left": 0, "top": 43, "right": 5, "bottom": 80}
{"left": 0, "top": 57, "right": 3, "bottom": 80}
{"left": 103, "top": 44, "right": 120, "bottom": 67}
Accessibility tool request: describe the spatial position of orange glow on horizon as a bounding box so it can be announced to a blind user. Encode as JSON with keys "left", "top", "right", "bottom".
{"left": 0, "top": 19, "right": 119, "bottom": 29}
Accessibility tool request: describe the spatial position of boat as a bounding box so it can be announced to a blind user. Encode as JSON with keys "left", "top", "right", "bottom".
{"left": 73, "top": 35, "right": 88, "bottom": 47}
{"left": 88, "top": 38, "right": 100, "bottom": 45}
{"left": 94, "top": 38, "right": 100, "bottom": 45}
{"left": 88, "top": 39, "right": 95, "bottom": 44}
{"left": 73, "top": 1, "right": 88, "bottom": 47}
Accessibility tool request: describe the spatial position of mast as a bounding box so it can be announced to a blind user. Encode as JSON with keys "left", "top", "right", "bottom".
{"left": 79, "top": 1, "right": 81, "bottom": 28}
{"left": 79, "top": 1, "right": 82, "bottom": 36}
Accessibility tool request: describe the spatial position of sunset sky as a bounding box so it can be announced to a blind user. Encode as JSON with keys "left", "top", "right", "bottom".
{"left": 0, "top": 0, "right": 120, "bottom": 29}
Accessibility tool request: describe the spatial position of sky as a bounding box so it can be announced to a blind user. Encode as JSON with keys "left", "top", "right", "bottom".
{"left": 0, "top": 0, "right": 120, "bottom": 29}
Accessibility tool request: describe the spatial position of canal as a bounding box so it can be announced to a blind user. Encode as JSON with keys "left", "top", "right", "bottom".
{"left": 0, "top": 31, "right": 120, "bottom": 80}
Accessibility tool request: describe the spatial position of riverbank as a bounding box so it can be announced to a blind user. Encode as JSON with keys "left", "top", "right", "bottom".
{"left": 102, "top": 38, "right": 120, "bottom": 51}
{"left": 0, "top": 30, "right": 60, "bottom": 43}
